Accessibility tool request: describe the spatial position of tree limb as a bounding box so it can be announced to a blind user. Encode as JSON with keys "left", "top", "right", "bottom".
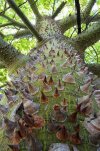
{"left": 85, "top": 14, "right": 100, "bottom": 24}
{"left": 13, "top": 29, "right": 33, "bottom": 39}
{"left": 52, "top": 0, "right": 56, "bottom": 15}
{"left": 83, "top": 0, "right": 96, "bottom": 18}
{"left": 27, "top": 0, "right": 42, "bottom": 19}
{"left": 0, "top": 35, "right": 27, "bottom": 69}
{"left": 0, "top": 22, "right": 14, "bottom": 28}
{"left": 0, "top": 0, "right": 27, "bottom": 15}
{"left": 11, "top": 15, "right": 100, "bottom": 43}
{"left": 75, "top": 0, "right": 81, "bottom": 34}
{"left": 87, "top": 63, "right": 100, "bottom": 77}
{"left": 52, "top": 1, "right": 66, "bottom": 19}
{"left": 70, "top": 21, "right": 100, "bottom": 52}
{"left": 59, "top": 0, "right": 96, "bottom": 32}
{"left": 0, "top": 22, "right": 27, "bottom": 29}
{"left": 6, "top": 0, "right": 43, "bottom": 42}
{"left": 0, "top": 14, "right": 26, "bottom": 28}
{"left": 15, "top": 14, "right": 100, "bottom": 40}
{"left": 91, "top": 45, "right": 99, "bottom": 63}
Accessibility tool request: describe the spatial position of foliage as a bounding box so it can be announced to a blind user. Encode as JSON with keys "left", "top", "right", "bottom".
{"left": 11, "top": 38, "right": 36, "bottom": 54}
{"left": 0, "top": 69, "right": 7, "bottom": 86}
{"left": 85, "top": 42, "right": 100, "bottom": 64}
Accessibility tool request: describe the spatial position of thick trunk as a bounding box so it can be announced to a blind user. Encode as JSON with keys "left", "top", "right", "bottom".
{"left": 0, "top": 16, "right": 100, "bottom": 76}
{"left": 0, "top": 1, "right": 100, "bottom": 150}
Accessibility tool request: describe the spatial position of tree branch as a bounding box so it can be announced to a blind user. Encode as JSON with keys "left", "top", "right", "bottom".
{"left": 27, "top": 0, "right": 42, "bottom": 19}
{"left": 52, "top": 0, "right": 56, "bottom": 15}
{"left": 0, "top": 0, "right": 27, "bottom": 15}
{"left": 1, "top": 1, "right": 98, "bottom": 40}
{"left": 0, "top": 35, "right": 27, "bottom": 70}
{"left": 85, "top": 14, "right": 100, "bottom": 24}
{"left": 75, "top": 0, "right": 81, "bottom": 34}
{"left": 87, "top": 63, "right": 100, "bottom": 77}
{"left": 59, "top": 0, "right": 96, "bottom": 32}
{"left": 13, "top": 29, "right": 33, "bottom": 39}
{"left": 83, "top": 0, "right": 96, "bottom": 18}
{"left": 0, "top": 14, "right": 26, "bottom": 28}
{"left": 0, "top": 22, "right": 14, "bottom": 28}
{"left": 52, "top": 1, "right": 66, "bottom": 19}
{"left": 6, "top": 0, "right": 43, "bottom": 42}
{"left": 91, "top": 45, "right": 99, "bottom": 63}
{"left": 71, "top": 21, "right": 100, "bottom": 52}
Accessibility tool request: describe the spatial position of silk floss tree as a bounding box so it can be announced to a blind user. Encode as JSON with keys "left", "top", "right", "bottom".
{"left": 0, "top": 0, "right": 100, "bottom": 151}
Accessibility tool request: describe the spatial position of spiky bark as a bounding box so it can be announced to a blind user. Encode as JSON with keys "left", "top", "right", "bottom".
{"left": 0, "top": 1, "right": 100, "bottom": 151}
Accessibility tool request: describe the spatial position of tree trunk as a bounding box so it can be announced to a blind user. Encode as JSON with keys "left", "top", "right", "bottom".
{"left": 0, "top": 1, "right": 100, "bottom": 151}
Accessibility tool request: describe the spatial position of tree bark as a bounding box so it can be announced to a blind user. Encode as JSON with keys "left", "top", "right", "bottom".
{"left": 27, "top": 0, "right": 42, "bottom": 19}
{"left": 0, "top": 36, "right": 28, "bottom": 71}
{"left": 52, "top": 2, "right": 66, "bottom": 19}
{"left": 87, "top": 63, "right": 100, "bottom": 77}
{"left": 13, "top": 29, "right": 33, "bottom": 39}
{"left": 0, "top": 14, "right": 26, "bottom": 28}
{"left": 59, "top": 0, "right": 96, "bottom": 32}
{"left": 8, "top": 14, "right": 100, "bottom": 39}
{"left": 7, "top": 0, "right": 43, "bottom": 42}
{"left": 0, "top": 0, "right": 99, "bottom": 77}
{"left": 70, "top": 22, "right": 100, "bottom": 52}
